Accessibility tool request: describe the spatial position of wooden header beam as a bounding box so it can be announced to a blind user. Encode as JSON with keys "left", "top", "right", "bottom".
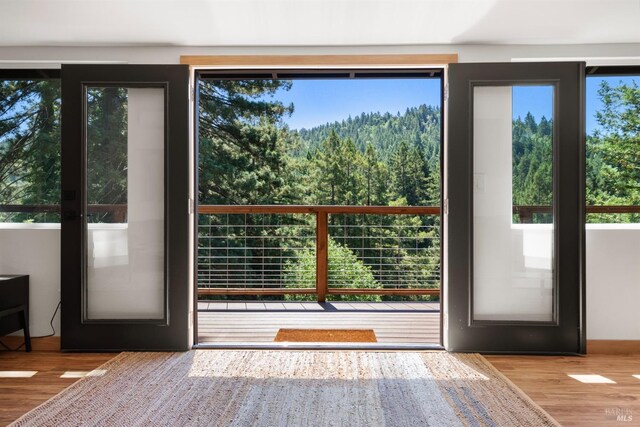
{"left": 180, "top": 54, "right": 458, "bottom": 67}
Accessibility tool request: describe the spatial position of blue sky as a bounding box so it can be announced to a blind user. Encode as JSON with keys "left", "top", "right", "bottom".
{"left": 268, "top": 79, "right": 441, "bottom": 130}
{"left": 261, "top": 76, "right": 637, "bottom": 134}
{"left": 508, "top": 77, "right": 639, "bottom": 134}
{"left": 512, "top": 85, "right": 553, "bottom": 123}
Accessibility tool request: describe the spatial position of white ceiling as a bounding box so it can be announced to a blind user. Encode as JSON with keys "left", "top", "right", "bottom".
{"left": 1, "top": 0, "right": 640, "bottom": 47}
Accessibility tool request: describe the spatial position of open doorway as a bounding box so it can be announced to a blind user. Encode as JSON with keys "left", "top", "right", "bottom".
{"left": 194, "top": 69, "right": 444, "bottom": 348}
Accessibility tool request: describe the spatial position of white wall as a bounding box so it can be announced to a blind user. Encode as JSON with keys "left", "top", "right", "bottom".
{"left": 0, "top": 225, "right": 61, "bottom": 337}
{"left": 586, "top": 225, "right": 640, "bottom": 340}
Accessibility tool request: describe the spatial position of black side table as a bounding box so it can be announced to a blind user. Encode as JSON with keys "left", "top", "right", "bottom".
{"left": 0, "top": 275, "right": 31, "bottom": 352}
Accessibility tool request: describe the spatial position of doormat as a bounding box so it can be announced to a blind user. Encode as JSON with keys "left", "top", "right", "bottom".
{"left": 274, "top": 328, "right": 377, "bottom": 342}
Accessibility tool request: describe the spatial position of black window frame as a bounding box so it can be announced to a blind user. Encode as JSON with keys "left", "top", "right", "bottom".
{"left": 0, "top": 69, "right": 62, "bottom": 222}
{"left": 584, "top": 65, "right": 640, "bottom": 222}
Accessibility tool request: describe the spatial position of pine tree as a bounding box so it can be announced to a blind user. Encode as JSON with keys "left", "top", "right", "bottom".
{"left": 198, "top": 79, "right": 296, "bottom": 205}
{"left": 85, "top": 87, "right": 128, "bottom": 218}
{"left": 0, "top": 79, "right": 61, "bottom": 222}
{"left": 389, "top": 140, "right": 427, "bottom": 206}
{"left": 586, "top": 80, "right": 640, "bottom": 222}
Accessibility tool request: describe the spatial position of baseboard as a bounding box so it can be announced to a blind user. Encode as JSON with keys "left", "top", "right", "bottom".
{"left": 587, "top": 340, "right": 640, "bottom": 354}
{"left": 0, "top": 336, "right": 60, "bottom": 352}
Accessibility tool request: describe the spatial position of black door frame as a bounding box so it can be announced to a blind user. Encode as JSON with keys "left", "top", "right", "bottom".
{"left": 446, "top": 62, "right": 586, "bottom": 354}
{"left": 60, "top": 64, "right": 190, "bottom": 351}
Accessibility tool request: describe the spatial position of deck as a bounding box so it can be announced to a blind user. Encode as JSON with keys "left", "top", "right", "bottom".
{"left": 197, "top": 301, "right": 441, "bottom": 346}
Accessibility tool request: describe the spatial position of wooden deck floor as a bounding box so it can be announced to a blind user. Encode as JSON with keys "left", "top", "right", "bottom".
{"left": 197, "top": 301, "right": 441, "bottom": 345}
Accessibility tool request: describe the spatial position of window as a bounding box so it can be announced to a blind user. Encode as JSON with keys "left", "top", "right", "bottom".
{"left": 586, "top": 67, "right": 640, "bottom": 223}
{"left": 511, "top": 85, "right": 554, "bottom": 224}
{"left": 0, "top": 70, "right": 61, "bottom": 223}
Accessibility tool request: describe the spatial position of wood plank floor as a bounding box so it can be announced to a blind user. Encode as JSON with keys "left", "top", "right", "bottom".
{"left": 197, "top": 301, "right": 441, "bottom": 344}
{"left": 0, "top": 350, "right": 114, "bottom": 426}
{"left": 1, "top": 350, "right": 639, "bottom": 426}
{"left": 485, "top": 354, "right": 640, "bottom": 427}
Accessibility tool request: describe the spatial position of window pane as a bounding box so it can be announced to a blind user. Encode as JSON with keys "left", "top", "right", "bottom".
{"left": 586, "top": 75, "right": 640, "bottom": 223}
{"left": 473, "top": 85, "right": 554, "bottom": 322}
{"left": 85, "top": 87, "right": 165, "bottom": 320}
{"left": 0, "top": 79, "right": 61, "bottom": 223}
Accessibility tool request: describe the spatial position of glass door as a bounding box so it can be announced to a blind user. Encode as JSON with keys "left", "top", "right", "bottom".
{"left": 60, "top": 65, "right": 190, "bottom": 350}
{"left": 446, "top": 62, "right": 585, "bottom": 353}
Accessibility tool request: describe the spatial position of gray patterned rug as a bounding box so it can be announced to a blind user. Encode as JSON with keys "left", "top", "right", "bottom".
{"left": 10, "top": 351, "right": 558, "bottom": 426}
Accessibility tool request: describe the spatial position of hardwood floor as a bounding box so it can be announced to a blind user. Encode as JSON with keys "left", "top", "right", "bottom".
{"left": 1, "top": 348, "right": 639, "bottom": 426}
{"left": 0, "top": 350, "right": 113, "bottom": 426}
{"left": 486, "top": 354, "right": 640, "bottom": 427}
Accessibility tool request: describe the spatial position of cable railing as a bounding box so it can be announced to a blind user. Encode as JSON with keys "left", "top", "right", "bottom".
{"left": 197, "top": 205, "right": 441, "bottom": 301}
{"left": 198, "top": 211, "right": 317, "bottom": 295}
{"left": 328, "top": 214, "right": 440, "bottom": 291}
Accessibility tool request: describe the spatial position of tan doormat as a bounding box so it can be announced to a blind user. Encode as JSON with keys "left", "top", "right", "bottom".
{"left": 274, "top": 328, "right": 377, "bottom": 342}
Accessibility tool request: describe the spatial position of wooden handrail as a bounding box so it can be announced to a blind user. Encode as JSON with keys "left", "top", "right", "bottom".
{"left": 199, "top": 204, "right": 640, "bottom": 216}
{"left": 0, "top": 204, "right": 128, "bottom": 222}
{"left": 514, "top": 205, "right": 640, "bottom": 223}
{"left": 0, "top": 204, "right": 60, "bottom": 213}
{"left": 198, "top": 204, "right": 440, "bottom": 215}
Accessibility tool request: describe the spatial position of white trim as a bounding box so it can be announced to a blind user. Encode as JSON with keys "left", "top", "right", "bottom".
{"left": 0, "top": 223, "right": 129, "bottom": 230}
{"left": 0, "top": 222, "right": 60, "bottom": 230}
{"left": 586, "top": 223, "right": 640, "bottom": 230}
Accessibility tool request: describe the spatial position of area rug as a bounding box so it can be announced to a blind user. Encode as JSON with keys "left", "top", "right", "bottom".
{"left": 10, "top": 351, "right": 559, "bottom": 427}
{"left": 274, "top": 328, "right": 377, "bottom": 342}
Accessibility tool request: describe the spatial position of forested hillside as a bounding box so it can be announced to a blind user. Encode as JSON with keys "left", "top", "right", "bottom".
{"left": 293, "top": 105, "right": 441, "bottom": 162}
{"left": 512, "top": 112, "right": 553, "bottom": 207}
{"left": 198, "top": 83, "right": 442, "bottom": 208}
{"left": 288, "top": 106, "right": 441, "bottom": 206}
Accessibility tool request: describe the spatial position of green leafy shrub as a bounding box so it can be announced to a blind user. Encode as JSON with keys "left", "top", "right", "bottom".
{"left": 284, "top": 238, "right": 382, "bottom": 301}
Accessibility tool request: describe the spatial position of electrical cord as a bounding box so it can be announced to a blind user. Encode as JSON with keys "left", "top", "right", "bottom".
{"left": 0, "top": 300, "right": 61, "bottom": 351}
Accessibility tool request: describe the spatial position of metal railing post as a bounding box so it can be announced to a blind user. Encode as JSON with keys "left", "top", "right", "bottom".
{"left": 316, "top": 211, "right": 328, "bottom": 303}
